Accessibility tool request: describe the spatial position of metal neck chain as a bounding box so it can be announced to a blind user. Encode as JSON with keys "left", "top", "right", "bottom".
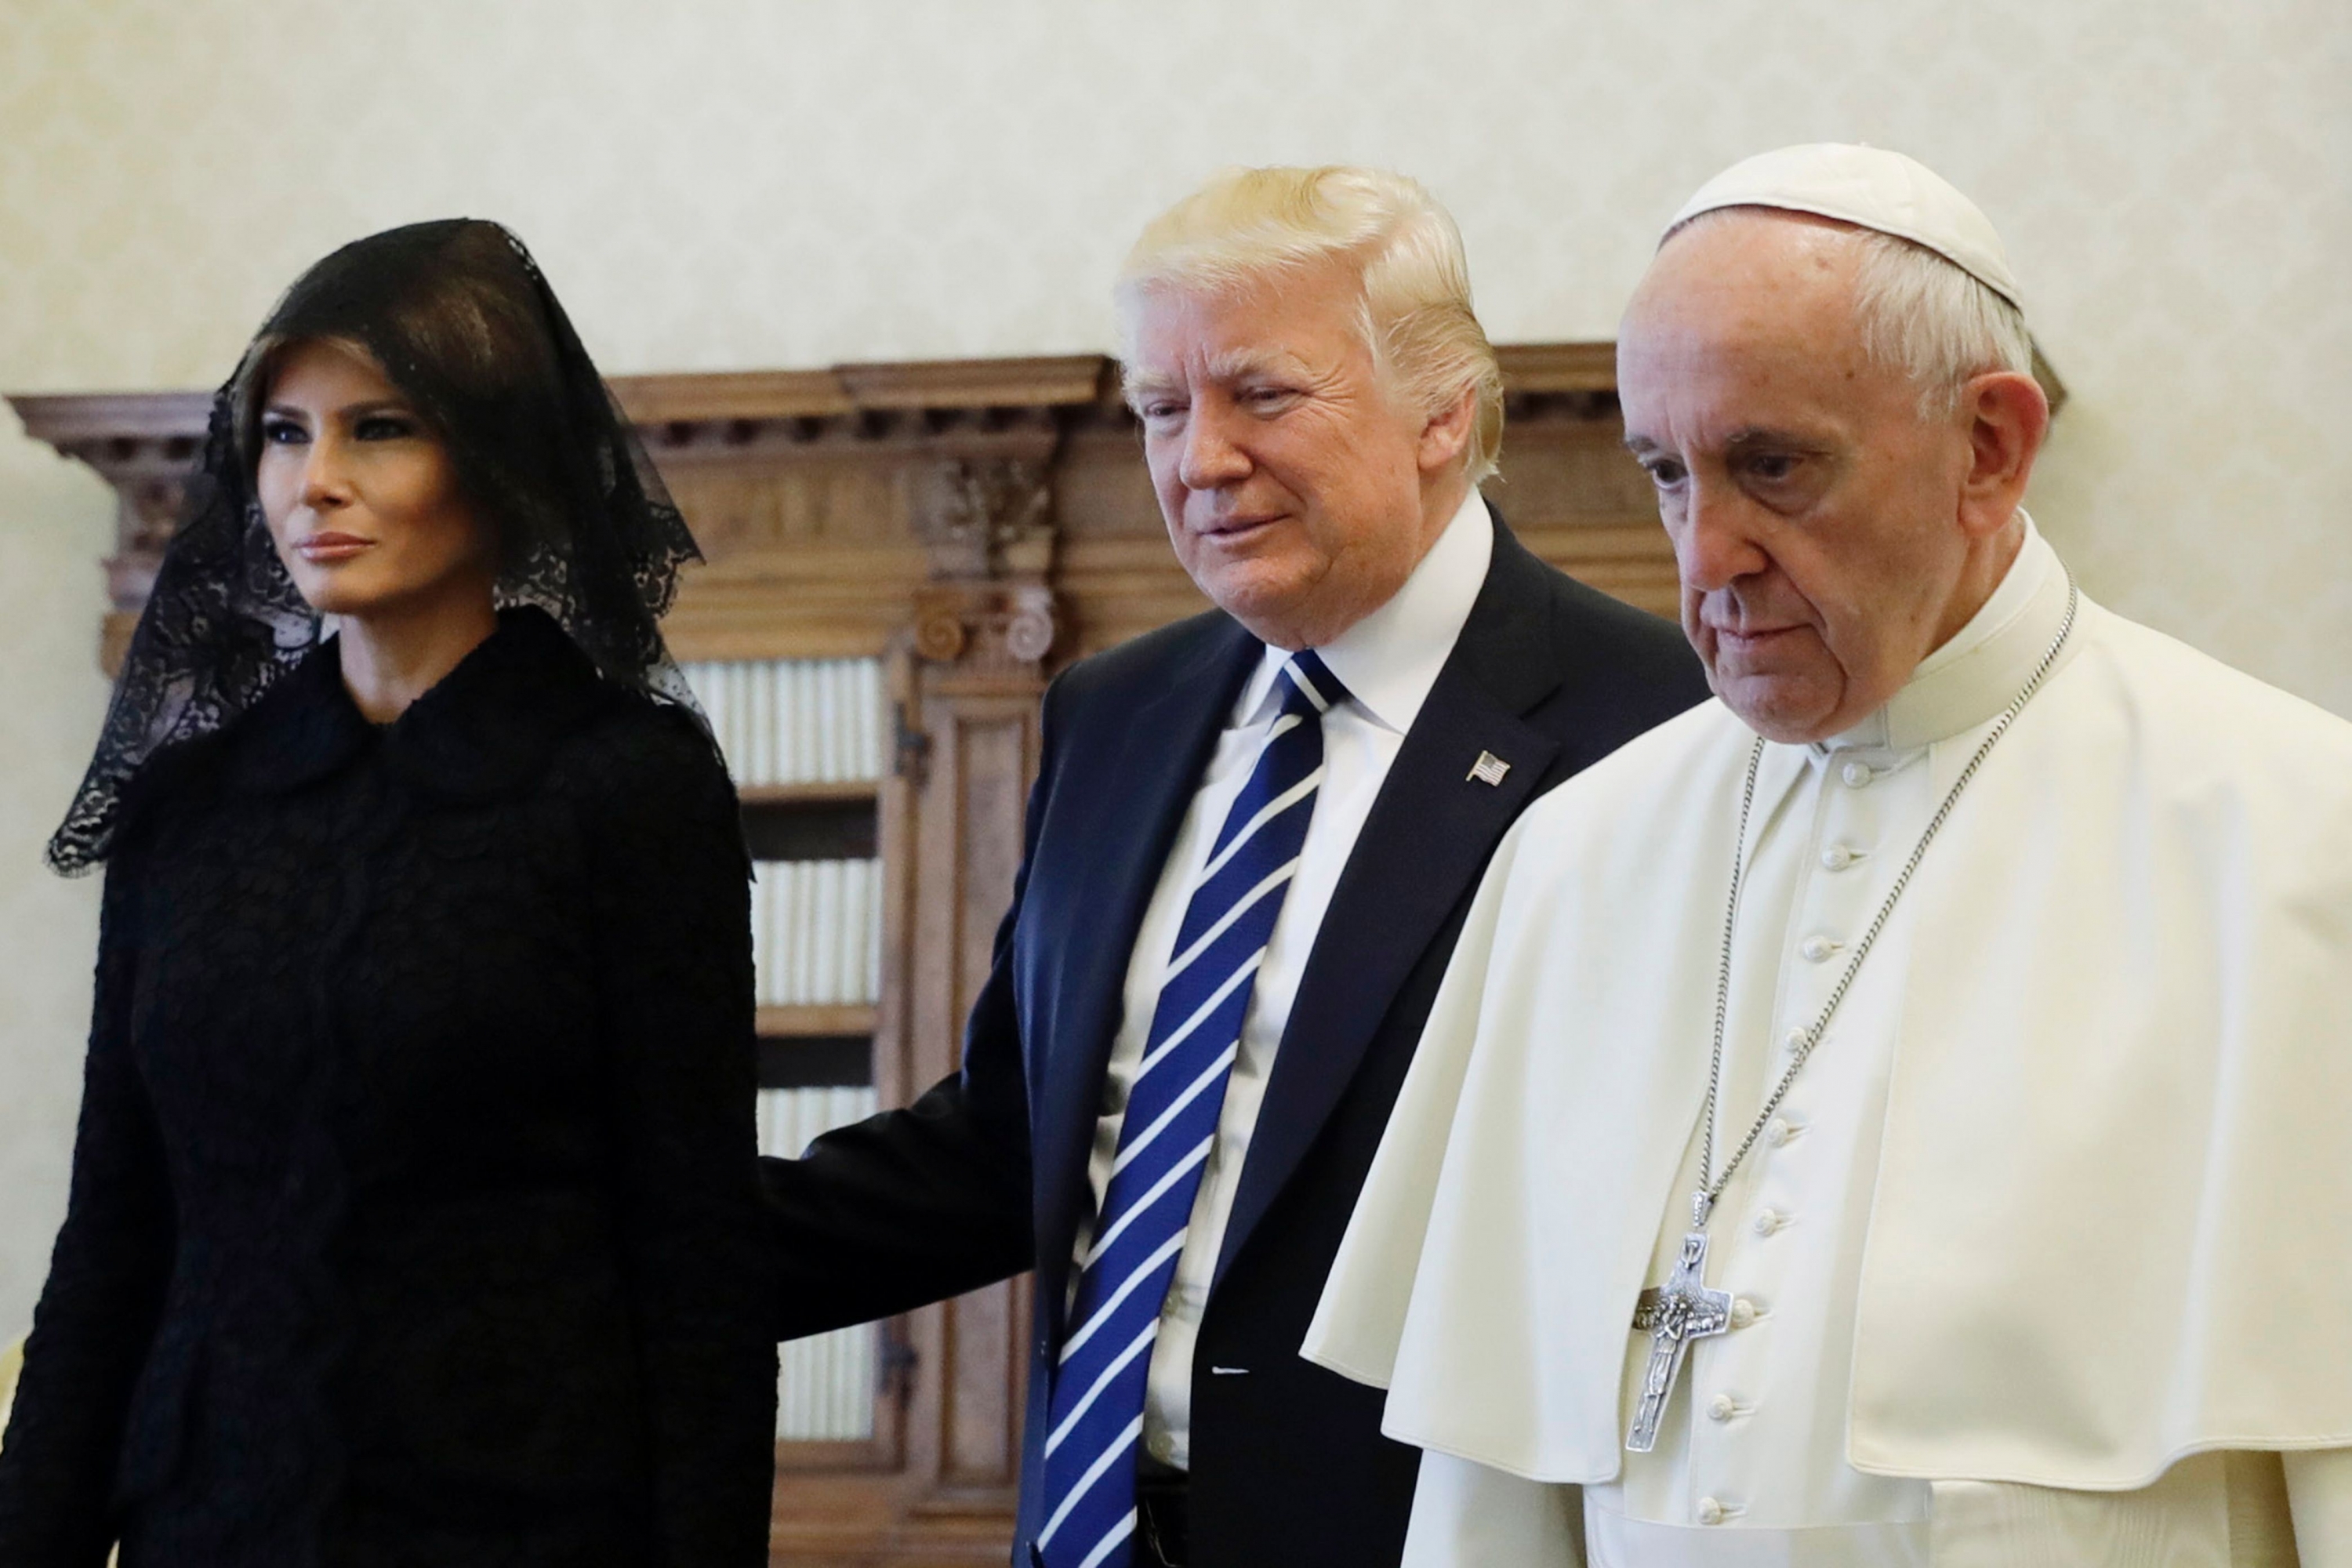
{"left": 1692, "top": 575, "right": 2081, "bottom": 1227}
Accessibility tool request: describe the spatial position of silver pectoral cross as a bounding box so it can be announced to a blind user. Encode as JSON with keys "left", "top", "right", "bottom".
{"left": 1626, "top": 1198, "right": 1733, "bottom": 1454}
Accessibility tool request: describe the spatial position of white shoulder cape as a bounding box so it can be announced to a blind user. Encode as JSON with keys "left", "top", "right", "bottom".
{"left": 1304, "top": 599, "right": 2352, "bottom": 1490}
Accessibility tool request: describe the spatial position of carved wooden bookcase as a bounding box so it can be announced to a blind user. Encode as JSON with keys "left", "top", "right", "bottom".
{"left": 12, "top": 343, "right": 1679, "bottom": 1566}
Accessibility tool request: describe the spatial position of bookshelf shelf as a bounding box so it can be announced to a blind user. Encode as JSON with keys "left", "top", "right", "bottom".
{"left": 771, "top": 1436, "right": 895, "bottom": 1474}
{"left": 742, "top": 801, "right": 878, "bottom": 862}
{"left": 758, "top": 1004, "right": 879, "bottom": 1039}
{"left": 741, "top": 780, "right": 882, "bottom": 808}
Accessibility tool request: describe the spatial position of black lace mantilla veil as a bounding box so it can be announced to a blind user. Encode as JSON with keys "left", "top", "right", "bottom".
{"left": 48, "top": 218, "right": 704, "bottom": 873}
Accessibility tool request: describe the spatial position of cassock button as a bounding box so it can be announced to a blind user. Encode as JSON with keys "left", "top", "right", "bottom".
{"left": 1799, "top": 935, "right": 1838, "bottom": 963}
{"left": 1820, "top": 844, "right": 1857, "bottom": 871}
{"left": 1766, "top": 1117, "right": 1795, "bottom": 1146}
{"left": 1707, "top": 1393, "right": 1738, "bottom": 1422}
{"left": 1730, "top": 1298, "right": 1759, "bottom": 1329}
{"left": 1782, "top": 1028, "right": 1809, "bottom": 1056}
{"left": 1697, "top": 1497, "right": 1728, "bottom": 1526}
{"left": 1841, "top": 760, "right": 1874, "bottom": 788}
{"left": 1753, "top": 1209, "right": 1784, "bottom": 1236}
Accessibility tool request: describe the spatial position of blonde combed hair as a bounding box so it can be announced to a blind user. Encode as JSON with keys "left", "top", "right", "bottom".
{"left": 1115, "top": 166, "right": 1505, "bottom": 483}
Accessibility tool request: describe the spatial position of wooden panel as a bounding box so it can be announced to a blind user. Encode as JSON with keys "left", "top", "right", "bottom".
{"left": 935, "top": 710, "right": 1031, "bottom": 1494}
{"left": 769, "top": 1469, "right": 1014, "bottom": 1567}
{"left": 880, "top": 597, "right": 1050, "bottom": 1551}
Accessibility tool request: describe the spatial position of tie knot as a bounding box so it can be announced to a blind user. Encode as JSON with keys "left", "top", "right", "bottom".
{"left": 1279, "top": 649, "right": 1348, "bottom": 719}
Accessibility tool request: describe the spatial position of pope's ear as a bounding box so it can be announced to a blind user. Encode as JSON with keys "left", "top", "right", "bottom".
{"left": 1416, "top": 383, "right": 1478, "bottom": 477}
{"left": 1957, "top": 369, "right": 2049, "bottom": 538}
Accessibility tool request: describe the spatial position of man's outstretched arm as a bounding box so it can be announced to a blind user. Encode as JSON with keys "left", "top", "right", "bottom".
{"left": 760, "top": 956, "right": 1035, "bottom": 1340}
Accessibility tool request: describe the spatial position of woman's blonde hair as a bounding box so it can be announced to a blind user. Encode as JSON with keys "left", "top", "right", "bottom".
{"left": 1115, "top": 166, "right": 1505, "bottom": 482}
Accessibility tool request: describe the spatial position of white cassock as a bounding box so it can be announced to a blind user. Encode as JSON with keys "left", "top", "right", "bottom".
{"left": 1303, "top": 518, "right": 2352, "bottom": 1566}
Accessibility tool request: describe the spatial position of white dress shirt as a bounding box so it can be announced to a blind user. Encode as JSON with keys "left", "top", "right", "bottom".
{"left": 1075, "top": 490, "right": 1494, "bottom": 1469}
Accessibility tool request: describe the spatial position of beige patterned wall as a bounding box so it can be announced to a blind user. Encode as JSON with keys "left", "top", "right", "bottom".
{"left": 1, "top": 0, "right": 2346, "bottom": 1330}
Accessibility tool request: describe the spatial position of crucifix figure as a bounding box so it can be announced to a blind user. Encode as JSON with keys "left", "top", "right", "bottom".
{"left": 1626, "top": 1214, "right": 1733, "bottom": 1454}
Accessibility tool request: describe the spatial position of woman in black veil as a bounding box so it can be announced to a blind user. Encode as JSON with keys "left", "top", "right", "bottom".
{"left": 0, "top": 220, "right": 776, "bottom": 1566}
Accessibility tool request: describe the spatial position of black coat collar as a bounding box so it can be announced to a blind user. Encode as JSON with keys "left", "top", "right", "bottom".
{"left": 224, "top": 605, "right": 611, "bottom": 802}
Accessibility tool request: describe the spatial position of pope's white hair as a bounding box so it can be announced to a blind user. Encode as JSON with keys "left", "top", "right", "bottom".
{"left": 1114, "top": 165, "right": 1504, "bottom": 483}
{"left": 1674, "top": 208, "right": 2036, "bottom": 419}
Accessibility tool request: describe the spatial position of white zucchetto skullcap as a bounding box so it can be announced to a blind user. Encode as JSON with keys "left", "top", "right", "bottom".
{"left": 1666, "top": 143, "right": 2024, "bottom": 310}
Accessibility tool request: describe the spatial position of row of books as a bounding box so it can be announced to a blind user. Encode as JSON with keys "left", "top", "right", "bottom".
{"left": 753, "top": 858, "right": 882, "bottom": 1008}
{"left": 761, "top": 1087, "right": 880, "bottom": 1441}
{"left": 777, "top": 1322, "right": 877, "bottom": 1443}
{"left": 682, "top": 658, "right": 886, "bottom": 788}
{"left": 759, "top": 1084, "right": 877, "bottom": 1163}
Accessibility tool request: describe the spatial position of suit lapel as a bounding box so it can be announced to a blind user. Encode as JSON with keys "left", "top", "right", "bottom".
{"left": 1032, "top": 619, "right": 1259, "bottom": 1319}
{"left": 1211, "top": 521, "right": 1568, "bottom": 1288}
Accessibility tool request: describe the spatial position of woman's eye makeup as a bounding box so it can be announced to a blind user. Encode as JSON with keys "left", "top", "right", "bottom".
{"left": 260, "top": 406, "right": 419, "bottom": 445}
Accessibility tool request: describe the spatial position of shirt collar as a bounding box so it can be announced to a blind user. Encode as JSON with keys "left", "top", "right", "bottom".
{"left": 224, "top": 604, "right": 614, "bottom": 800}
{"left": 1233, "top": 488, "right": 1495, "bottom": 731}
{"left": 1820, "top": 511, "right": 2073, "bottom": 754}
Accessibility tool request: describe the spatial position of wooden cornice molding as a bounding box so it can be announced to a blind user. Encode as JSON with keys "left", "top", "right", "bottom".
{"left": 8, "top": 356, "right": 1124, "bottom": 452}
{"left": 610, "top": 368, "right": 858, "bottom": 423}
{"left": 608, "top": 354, "right": 1118, "bottom": 426}
{"left": 10, "top": 389, "right": 215, "bottom": 451}
{"left": 7, "top": 337, "right": 2065, "bottom": 455}
{"left": 829, "top": 354, "right": 1113, "bottom": 412}
{"left": 9, "top": 339, "right": 2064, "bottom": 676}
{"left": 1494, "top": 340, "right": 1618, "bottom": 394}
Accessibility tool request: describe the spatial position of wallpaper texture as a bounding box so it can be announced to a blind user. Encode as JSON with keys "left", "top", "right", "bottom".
{"left": 0, "top": 0, "right": 2346, "bottom": 1332}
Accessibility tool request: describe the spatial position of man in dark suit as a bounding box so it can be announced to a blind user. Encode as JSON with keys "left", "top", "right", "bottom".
{"left": 764, "top": 165, "right": 1710, "bottom": 1568}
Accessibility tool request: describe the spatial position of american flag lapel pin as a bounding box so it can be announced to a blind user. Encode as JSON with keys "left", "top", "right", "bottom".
{"left": 1468, "top": 750, "right": 1511, "bottom": 786}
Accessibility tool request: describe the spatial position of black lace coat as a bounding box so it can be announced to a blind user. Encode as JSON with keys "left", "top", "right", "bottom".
{"left": 0, "top": 608, "right": 777, "bottom": 1567}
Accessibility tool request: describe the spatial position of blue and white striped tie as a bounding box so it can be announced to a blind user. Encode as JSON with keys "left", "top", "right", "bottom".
{"left": 1035, "top": 651, "right": 1346, "bottom": 1568}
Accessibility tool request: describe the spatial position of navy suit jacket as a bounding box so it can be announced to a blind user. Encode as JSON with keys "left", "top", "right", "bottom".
{"left": 764, "top": 516, "right": 1710, "bottom": 1565}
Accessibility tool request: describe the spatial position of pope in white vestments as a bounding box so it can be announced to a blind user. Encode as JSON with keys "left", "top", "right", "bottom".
{"left": 1301, "top": 145, "right": 2352, "bottom": 1566}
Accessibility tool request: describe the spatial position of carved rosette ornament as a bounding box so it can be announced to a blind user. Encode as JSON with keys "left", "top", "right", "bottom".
{"left": 913, "top": 604, "right": 970, "bottom": 664}
{"left": 1003, "top": 595, "right": 1055, "bottom": 664}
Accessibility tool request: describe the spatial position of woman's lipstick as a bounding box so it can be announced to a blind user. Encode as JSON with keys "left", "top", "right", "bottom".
{"left": 296, "top": 532, "right": 374, "bottom": 564}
